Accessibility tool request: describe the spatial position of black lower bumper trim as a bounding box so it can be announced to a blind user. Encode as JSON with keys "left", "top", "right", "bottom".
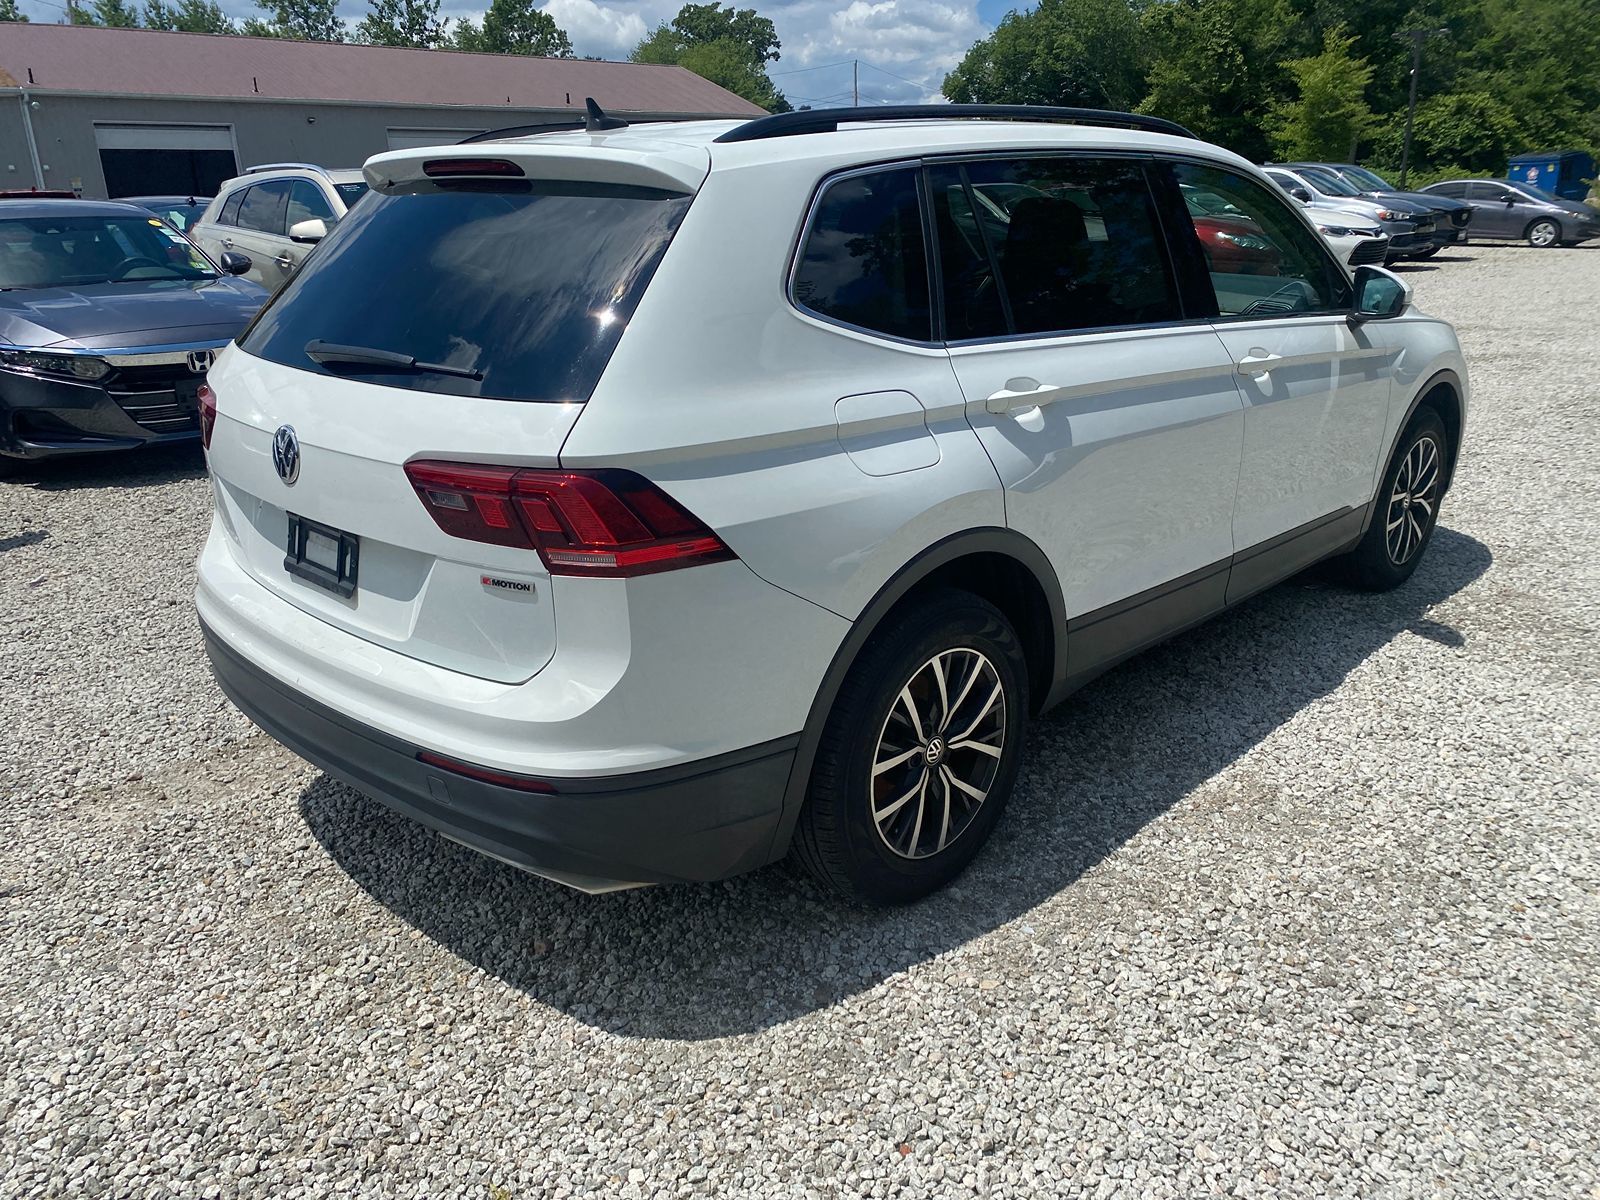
{"left": 201, "top": 622, "right": 798, "bottom": 890}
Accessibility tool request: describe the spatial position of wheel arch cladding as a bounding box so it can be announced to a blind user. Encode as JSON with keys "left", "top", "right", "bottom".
{"left": 1414, "top": 372, "right": 1464, "bottom": 494}
{"left": 766, "top": 528, "right": 1066, "bottom": 863}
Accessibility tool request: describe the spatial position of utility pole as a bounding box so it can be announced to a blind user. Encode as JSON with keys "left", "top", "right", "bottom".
{"left": 853, "top": 60, "right": 859, "bottom": 106}
{"left": 1394, "top": 28, "right": 1448, "bottom": 188}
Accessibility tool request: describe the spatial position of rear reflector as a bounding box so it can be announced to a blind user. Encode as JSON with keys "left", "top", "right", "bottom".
{"left": 197, "top": 382, "right": 217, "bottom": 450}
{"left": 422, "top": 158, "right": 525, "bottom": 178}
{"left": 403, "top": 460, "right": 735, "bottom": 577}
{"left": 417, "top": 750, "right": 557, "bottom": 794}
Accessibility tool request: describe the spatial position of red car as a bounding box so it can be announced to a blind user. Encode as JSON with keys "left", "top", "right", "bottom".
{"left": 1193, "top": 213, "right": 1282, "bottom": 275}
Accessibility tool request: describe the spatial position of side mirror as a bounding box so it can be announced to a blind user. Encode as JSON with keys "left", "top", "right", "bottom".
{"left": 1290, "top": 187, "right": 1312, "bottom": 203}
{"left": 288, "top": 217, "right": 327, "bottom": 244}
{"left": 1500, "top": 193, "right": 1518, "bottom": 206}
{"left": 1350, "top": 265, "right": 1410, "bottom": 322}
{"left": 218, "top": 250, "right": 253, "bottom": 276}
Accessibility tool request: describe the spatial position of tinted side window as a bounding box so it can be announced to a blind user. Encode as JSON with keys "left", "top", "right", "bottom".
{"left": 218, "top": 189, "right": 246, "bottom": 226}
{"left": 934, "top": 156, "right": 1180, "bottom": 338}
{"left": 237, "top": 180, "right": 291, "bottom": 236}
{"left": 1428, "top": 182, "right": 1467, "bottom": 199}
{"left": 286, "top": 180, "right": 336, "bottom": 227}
{"left": 793, "top": 168, "right": 930, "bottom": 341}
{"left": 1168, "top": 162, "right": 1350, "bottom": 318}
{"left": 1466, "top": 182, "right": 1505, "bottom": 201}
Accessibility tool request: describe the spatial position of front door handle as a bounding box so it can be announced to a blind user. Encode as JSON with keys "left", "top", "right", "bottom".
{"left": 275, "top": 254, "right": 294, "bottom": 270}
{"left": 221, "top": 237, "right": 234, "bottom": 248}
{"left": 985, "top": 379, "right": 1062, "bottom": 415}
{"left": 1236, "top": 351, "right": 1282, "bottom": 377}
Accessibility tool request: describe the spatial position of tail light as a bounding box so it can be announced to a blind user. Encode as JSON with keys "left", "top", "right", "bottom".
{"left": 417, "top": 750, "right": 556, "bottom": 794}
{"left": 403, "top": 460, "right": 734, "bottom": 578}
{"left": 422, "top": 158, "right": 525, "bottom": 178}
{"left": 197, "top": 382, "right": 217, "bottom": 449}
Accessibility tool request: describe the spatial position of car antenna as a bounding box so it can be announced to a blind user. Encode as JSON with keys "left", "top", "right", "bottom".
{"left": 584, "top": 98, "right": 629, "bottom": 133}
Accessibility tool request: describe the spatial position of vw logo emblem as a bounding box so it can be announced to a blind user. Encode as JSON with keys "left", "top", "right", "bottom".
{"left": 186, "top": 349, "right": 215, "bottom": 374}
{"left": 272, "top": 425, "right": 300, "bottom": 486}
{"left": 924, "top": 736, "right": 946, "bottom": 767}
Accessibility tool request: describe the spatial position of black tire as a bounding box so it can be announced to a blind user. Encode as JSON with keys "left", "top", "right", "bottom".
{"left": 1526, "top": 218, "right": 1561, "bottom": 248}
{"left": 794, "top": 588, "right": 1028, "bottom": 904}
{"left": 1332, "top": 408, "right": 1450, "bottom": 591}
{"left": 1407, "top": 244, "right": 1442, "bottom": 260}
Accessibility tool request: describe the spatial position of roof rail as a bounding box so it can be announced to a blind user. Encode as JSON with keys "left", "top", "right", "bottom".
{"left": 245, "top": 162, "right": 337, "bottom": 181}
{"left": 713, "top": 104, "right": 1196, "bottom": 144}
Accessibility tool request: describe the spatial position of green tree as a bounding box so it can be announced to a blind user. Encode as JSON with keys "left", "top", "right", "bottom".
{"left": 630, "top": 3, "right": 788, "bottom": 112}
{"left": 1269, "top": 27, "right": 1376, "bottom": 161}
{"left": 942, "top": 0, "right": 1144, "bottom": 111}
{"left": 0, "top": 0, "right": 29, "bottom": 19}
{"left": 92, "top": 0, "right": 142, "bottom": 24}
{"left": 356, "top": 0, "right": 445, "bottom": 47}
{"left": 144, "top": 0, "right": 236, "bottom": 32}
{"left": 449, "top": 0, "right": 572, "bottom": 56}
{"left": 246, "top": 0, "right": 344, "bottom": 40}
{"left": 1368, "top": 90, "right": 1524, "bottom": 174}
{"left": 1138, "top": 0, "right": 1301, "bottom": 161}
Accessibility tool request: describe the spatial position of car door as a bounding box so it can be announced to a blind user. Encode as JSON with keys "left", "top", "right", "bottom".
{"left": 279, "top": 179, "right": 337, "bottom": 276}
{"left": 933, "top": 155, "right": 1246, "bottom": 677}
{"left": 191, "top": 186, "right": 246, "bottom": 265}
{"left": 1160, "top": 161, "right": 1395, "bottom": 600}
{"left": 1465, "top": 181, "right": 1517, "bottom": 238}
{"left": 232, "top": 179, "right": 294, "bottom": 288}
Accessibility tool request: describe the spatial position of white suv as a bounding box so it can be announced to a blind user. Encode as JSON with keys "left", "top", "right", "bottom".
{"left": 190, "top": 163, "right": 368, "bottom": 290}
{"left": 196, "top": 105, "right": 1468, "bottom": 903}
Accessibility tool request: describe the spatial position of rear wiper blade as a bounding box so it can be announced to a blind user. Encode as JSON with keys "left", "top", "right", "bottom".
{"left": 304, "top": 339, "right": 482, "bottom": 380}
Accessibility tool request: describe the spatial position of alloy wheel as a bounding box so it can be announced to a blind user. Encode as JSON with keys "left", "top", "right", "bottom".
{"left": 870, "top": 648, "right": 1006, "bottom": 860}
{"left": 1529, "top": 220, "right": 1559, "bottom": 248}
{"left": 1385, "top": 434, "right": 1441, "bottom": 565}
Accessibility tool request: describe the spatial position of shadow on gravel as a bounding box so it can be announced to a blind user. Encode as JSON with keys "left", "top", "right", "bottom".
{"left": 301, "top": 527, "right": 1492, "bottom": 1041}
{"left": 3, "top": 444, "right": 205, "bottom": 492}
{"left": 0, "top": 529, "right": 49, "bottom": 552}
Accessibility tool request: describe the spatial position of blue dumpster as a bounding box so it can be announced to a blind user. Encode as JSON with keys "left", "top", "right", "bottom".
{"left": 1507, "top": 151, "right": 1596, "bottom": 201}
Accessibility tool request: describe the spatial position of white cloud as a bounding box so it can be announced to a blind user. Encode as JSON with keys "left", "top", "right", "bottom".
{"left": 539, "top": 0, "right": 653, "bottom": 59}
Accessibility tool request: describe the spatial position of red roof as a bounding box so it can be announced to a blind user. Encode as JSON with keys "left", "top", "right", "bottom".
{"left": 0, "top": 23, "right": 765, "bottom": 116}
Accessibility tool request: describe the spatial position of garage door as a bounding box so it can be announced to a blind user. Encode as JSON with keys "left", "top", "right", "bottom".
{"left": 95, "top": 124, "right": 238, "bottom": 199}
{"left": 386, "top": 128, "right": 485, "bottom": 151}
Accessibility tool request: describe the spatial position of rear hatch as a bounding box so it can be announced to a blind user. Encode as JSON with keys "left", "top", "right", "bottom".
{"left": 204, "top": 139, "right": 706, "bottom": 683}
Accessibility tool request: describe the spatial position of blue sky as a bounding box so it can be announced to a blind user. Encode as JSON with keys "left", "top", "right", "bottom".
{"left": 12, "top": 0, "right": 1024, "bottom": 103}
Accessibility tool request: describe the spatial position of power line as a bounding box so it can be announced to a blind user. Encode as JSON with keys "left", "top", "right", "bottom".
{"left": 769, "top": 59, "right": 857, "bottom": 78}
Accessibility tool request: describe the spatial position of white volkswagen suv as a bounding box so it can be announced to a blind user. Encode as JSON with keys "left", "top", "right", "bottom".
{"left": 196, "top": 104, "right": 1468, "bottom": 903}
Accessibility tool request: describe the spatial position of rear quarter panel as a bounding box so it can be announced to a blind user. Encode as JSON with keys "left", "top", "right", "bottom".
{"left": 557, "top": 154, "right": 1006, "bottom": 622}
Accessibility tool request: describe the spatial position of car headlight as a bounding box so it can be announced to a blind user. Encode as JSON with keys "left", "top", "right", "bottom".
{"left": 1321, "top": 225, "right": 1382, "bottom": 237}
{"left": 1374, "top": 209, "right": 1405, "bottom": 221}
{"left": 1215, "top": 231, "right": 1274, "bottom": 251}
{"left": 0, "top": 349, "right": 111, "bottom": 380}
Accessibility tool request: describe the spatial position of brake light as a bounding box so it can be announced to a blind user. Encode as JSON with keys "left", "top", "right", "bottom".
{"left": 197, "top": 382, "right": 217, "bottom": 449}
{"left": 417, "top": 750, "right": 557, "bottom": 794}
{"left": 421, "top": 158, "right": 525, "bottom": 178}
{"left": 403, "top": 460, "right": 735, "bottom": 577}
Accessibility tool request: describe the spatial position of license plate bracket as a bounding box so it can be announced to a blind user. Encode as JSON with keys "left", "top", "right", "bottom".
{"left": 284, "top": 513, "right": 359, "bottom": 598}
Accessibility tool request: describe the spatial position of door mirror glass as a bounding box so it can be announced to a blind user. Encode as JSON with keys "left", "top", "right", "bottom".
{"left": 218, "top": 250, "right": 253, "bottom": 276}
{"left": 1500, "top": 193, "right": 1519, "bottom": 205}
{"left": 1351, "top": 265, "right": 1408, "bottom": 320}
{"left": 1290, "top": 187, "right": 1312, "bottom": 203}
{"left": 288, "top": 217, "right": 327, "bottom": 244}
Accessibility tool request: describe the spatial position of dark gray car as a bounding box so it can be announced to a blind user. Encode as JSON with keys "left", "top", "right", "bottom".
{"left": 0, "top": 199, "right": 268, "bottom": 472}
{"left": 1419, "top": 179, "right": 1600, "bottom": 247}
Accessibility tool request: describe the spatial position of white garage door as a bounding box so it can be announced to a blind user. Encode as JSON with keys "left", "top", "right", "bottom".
{"left": 94, "top": 124, "right": 236, "bottom": 152}
{"left": 94, "top": 124, "right": 238, "bottom": 198}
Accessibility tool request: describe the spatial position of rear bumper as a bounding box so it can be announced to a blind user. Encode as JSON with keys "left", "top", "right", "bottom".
{"left": 203, "top": 622, "right": 797, "bottom": 891}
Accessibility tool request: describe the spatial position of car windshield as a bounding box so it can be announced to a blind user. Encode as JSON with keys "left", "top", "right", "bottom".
{"left": 335, "top": 182, "right": 369, "bottom": 209}
{"left": 1342, "top": 166, "right": 1392, "bottom": 190}
{"left": 148, "top": 203, "right": 208, "bottom": 231}
{"left": 0, "top": 213, "right": 217, "bottom": 289}
{"left": 1303, "top": 169, "right": 1362, "bottom": 197}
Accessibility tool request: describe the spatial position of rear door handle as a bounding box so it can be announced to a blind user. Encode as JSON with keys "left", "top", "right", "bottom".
{"left": 985, "top": 379, "right": 1062, "bottom": 415}
{"left": 221, "top": 237, "right": 233, "bottom": 248}
{"left": 1236, "top": 352, "right": 1282, "bottom": 376}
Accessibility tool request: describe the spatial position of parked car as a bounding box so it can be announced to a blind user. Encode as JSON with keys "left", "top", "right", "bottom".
{"left": 197, "top": 105, "right": 1467, "bottom": 903}
{"left": 1263, "top": 165, "right": 1438, "bottom": 259}
{"left": 121, "top": 194, "right": 212, "bottom": 233}
{"left": 0, "top": 199, "right": 267, "bottom": 474}
{"left": 1186, "top": 181, "right": 1387, "bottom": 268}
{"left": 189, "top": 163, "right": 368, "bottom": 289}
{"left": 1304, "top": 163, "right": 1472, "bottom": 251}
{"left": 0, "top": 189, "right": 79, "bottom": 200}
{"left": 1418, "top": 178, "right": 1600, "bottom": 247}
{"left": 1506, "top": 150, "right": 1596, "bottom": 202}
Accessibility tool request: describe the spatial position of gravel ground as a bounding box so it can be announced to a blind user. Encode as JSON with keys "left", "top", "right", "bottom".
{"left": 2, "top": 244, "right": 1597, "bottom": 1199}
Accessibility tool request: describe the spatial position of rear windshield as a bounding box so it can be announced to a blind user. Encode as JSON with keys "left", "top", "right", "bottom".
{"left": 239, "top": 183, "right": 691, "bottom": 403}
